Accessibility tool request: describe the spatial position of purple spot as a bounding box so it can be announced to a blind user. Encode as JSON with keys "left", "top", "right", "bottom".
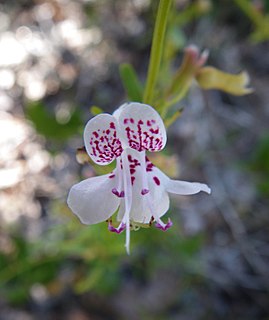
{"left": 138, "top": 120, "right": 144, "bottom": 125}
{"left": 131, "top": 176, "right": 135, "bottom": 185}
{"left": 141, "top": 189, "right": 149, "bottom": 195}
{"left": 146, "top": 162, "right": 154, "bottom": 172}
{"left": 149, "top": 128, "right": 159, "bottom": 134}
{"left": 153, "top": 176, "right": 160, "bottom": 186}
{"left": 93, "top": 131, "right": 99, "bottom": 138}
{"left": 108, "top": 174, "right": 115, "bottom": 179}
{"left": 110, "top": 122, "right": 115, "bottom": 129}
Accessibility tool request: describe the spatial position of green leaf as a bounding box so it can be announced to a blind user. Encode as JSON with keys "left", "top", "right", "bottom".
{"left": 119, "top": 63, "right": 143, "bottom": 102}
{"left": 26, "top": 101, "right": 82, "bottom": 140}
{"left": 3, "top": 286, "right": 29, "bottom": 305}
{"left": 164, "top": 108, "right": 183, "bottom": 128}
{"left": 248, "top": 134, "right": 269, "bottom": 196}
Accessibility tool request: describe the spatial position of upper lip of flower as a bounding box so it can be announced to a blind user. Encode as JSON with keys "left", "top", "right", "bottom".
{"left": 67, "top": 102, "right": 211, "bottom": 253}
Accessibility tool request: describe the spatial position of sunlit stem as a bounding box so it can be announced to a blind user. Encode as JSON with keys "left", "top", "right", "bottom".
{"left": 143, "top": 0, "right": 172, "bottom": 106}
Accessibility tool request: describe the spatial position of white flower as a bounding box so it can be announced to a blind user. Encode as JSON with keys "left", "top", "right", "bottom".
{"left": 67, "top": 102, "right": 211, "bottom": 253}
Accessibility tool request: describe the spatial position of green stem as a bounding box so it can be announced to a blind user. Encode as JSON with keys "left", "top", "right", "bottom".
{"left": 143, "top": 0, "right": 172, "bottom": 105}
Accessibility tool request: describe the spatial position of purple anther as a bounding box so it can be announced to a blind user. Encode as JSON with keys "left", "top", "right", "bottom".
{"left": 108, "top": 221, "right": 126, "bottom": 234}
{"left": 112, "top": 188, "right": 125, "bottom": 197}
{"left": 141, "top": 188, "right": 149, "bottom": 195}
{"left": 155, "top": 218, "right": 173, "bottom": 231}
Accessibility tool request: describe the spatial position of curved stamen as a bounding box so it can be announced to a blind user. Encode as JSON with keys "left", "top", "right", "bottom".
{"left": 111, "top": 158, "right": 124, "bottom": 197}
{"left": 140, "top": 159, "right": 173, "bottom": 231}
{"left": 121, "top": 150, "right": 133, "bottom": 254}
{"left": 155, "top": 218, "right": 173, "bottom": 231}
{"left": 108, "top": 220, "right": 126, "bottom": 234}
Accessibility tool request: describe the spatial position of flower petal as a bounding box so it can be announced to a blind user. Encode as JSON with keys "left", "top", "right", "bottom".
{"left": 117, "top": 149, "right": 170, "bottom": 224}
{"left": 114, "top": 102, "right": 167, "bottom": 152}
{"left": 146, "top": 163, "right": 170, "bottom": 220}
{"left": 196, "top": 67, "right": 253, "bottom": 96}
{"left": 84, "top": 114, "right": 123, "bottom": 165}
{"left": 166, "top": 179, "right": 211, "bottom": 195}
{"left": 67, "top": 173, "right": 121, "bottom": 224}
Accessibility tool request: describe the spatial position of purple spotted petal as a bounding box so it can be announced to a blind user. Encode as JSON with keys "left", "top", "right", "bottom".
{"left": 84, "top": 114, "right": 123, "bottom": 165}
{"left": 114, "top": 103, "right": 167, "bottom": 152}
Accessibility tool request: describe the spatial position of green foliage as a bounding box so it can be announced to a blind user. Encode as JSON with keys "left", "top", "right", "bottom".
{"left": 248, "top": 134, "right": 269, "bottom": 195}
{"left": 119, "top": 63, "right": 143, "bottom": 102}
{"left": 234, "top": 0, "right": 269, "bottom": 42}
{"left": 26, "top": 101, "right": 82, "bottom": 140}
{"left": 0, "top": 206, "right": 205, "bottom": 305}
{"left": 0, "top": 233, "right": 61, "bottom": 305}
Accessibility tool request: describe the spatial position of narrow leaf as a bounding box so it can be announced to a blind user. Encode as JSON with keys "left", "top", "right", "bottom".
{"left": 164, "top": 108, "right": 183, "bottom": 128}
{"left": 119, "top": 63, "right": 143, "bottom": 102}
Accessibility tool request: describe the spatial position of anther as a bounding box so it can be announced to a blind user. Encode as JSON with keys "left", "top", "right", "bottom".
{"left": 155, "top": 218, "right": 173, "bottom": 231}
{"left": 112, "top": 188, "right": 125, "bottom": 197}
{"left": 108, "top": 221, "right": 126, "bottom": 234}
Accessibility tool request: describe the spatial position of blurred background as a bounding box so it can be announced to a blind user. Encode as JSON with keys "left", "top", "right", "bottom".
{"left": 0, "top": 0, "right": 269, "bottom": 319}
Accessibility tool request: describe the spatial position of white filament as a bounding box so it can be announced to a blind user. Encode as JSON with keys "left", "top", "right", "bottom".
{"left": 121, "top": 150, "right": 132, "bottom": 254}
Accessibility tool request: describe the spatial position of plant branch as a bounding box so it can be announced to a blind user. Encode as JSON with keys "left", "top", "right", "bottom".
{"left": 143, "top": 0, "right": 172, "bottom": 106}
